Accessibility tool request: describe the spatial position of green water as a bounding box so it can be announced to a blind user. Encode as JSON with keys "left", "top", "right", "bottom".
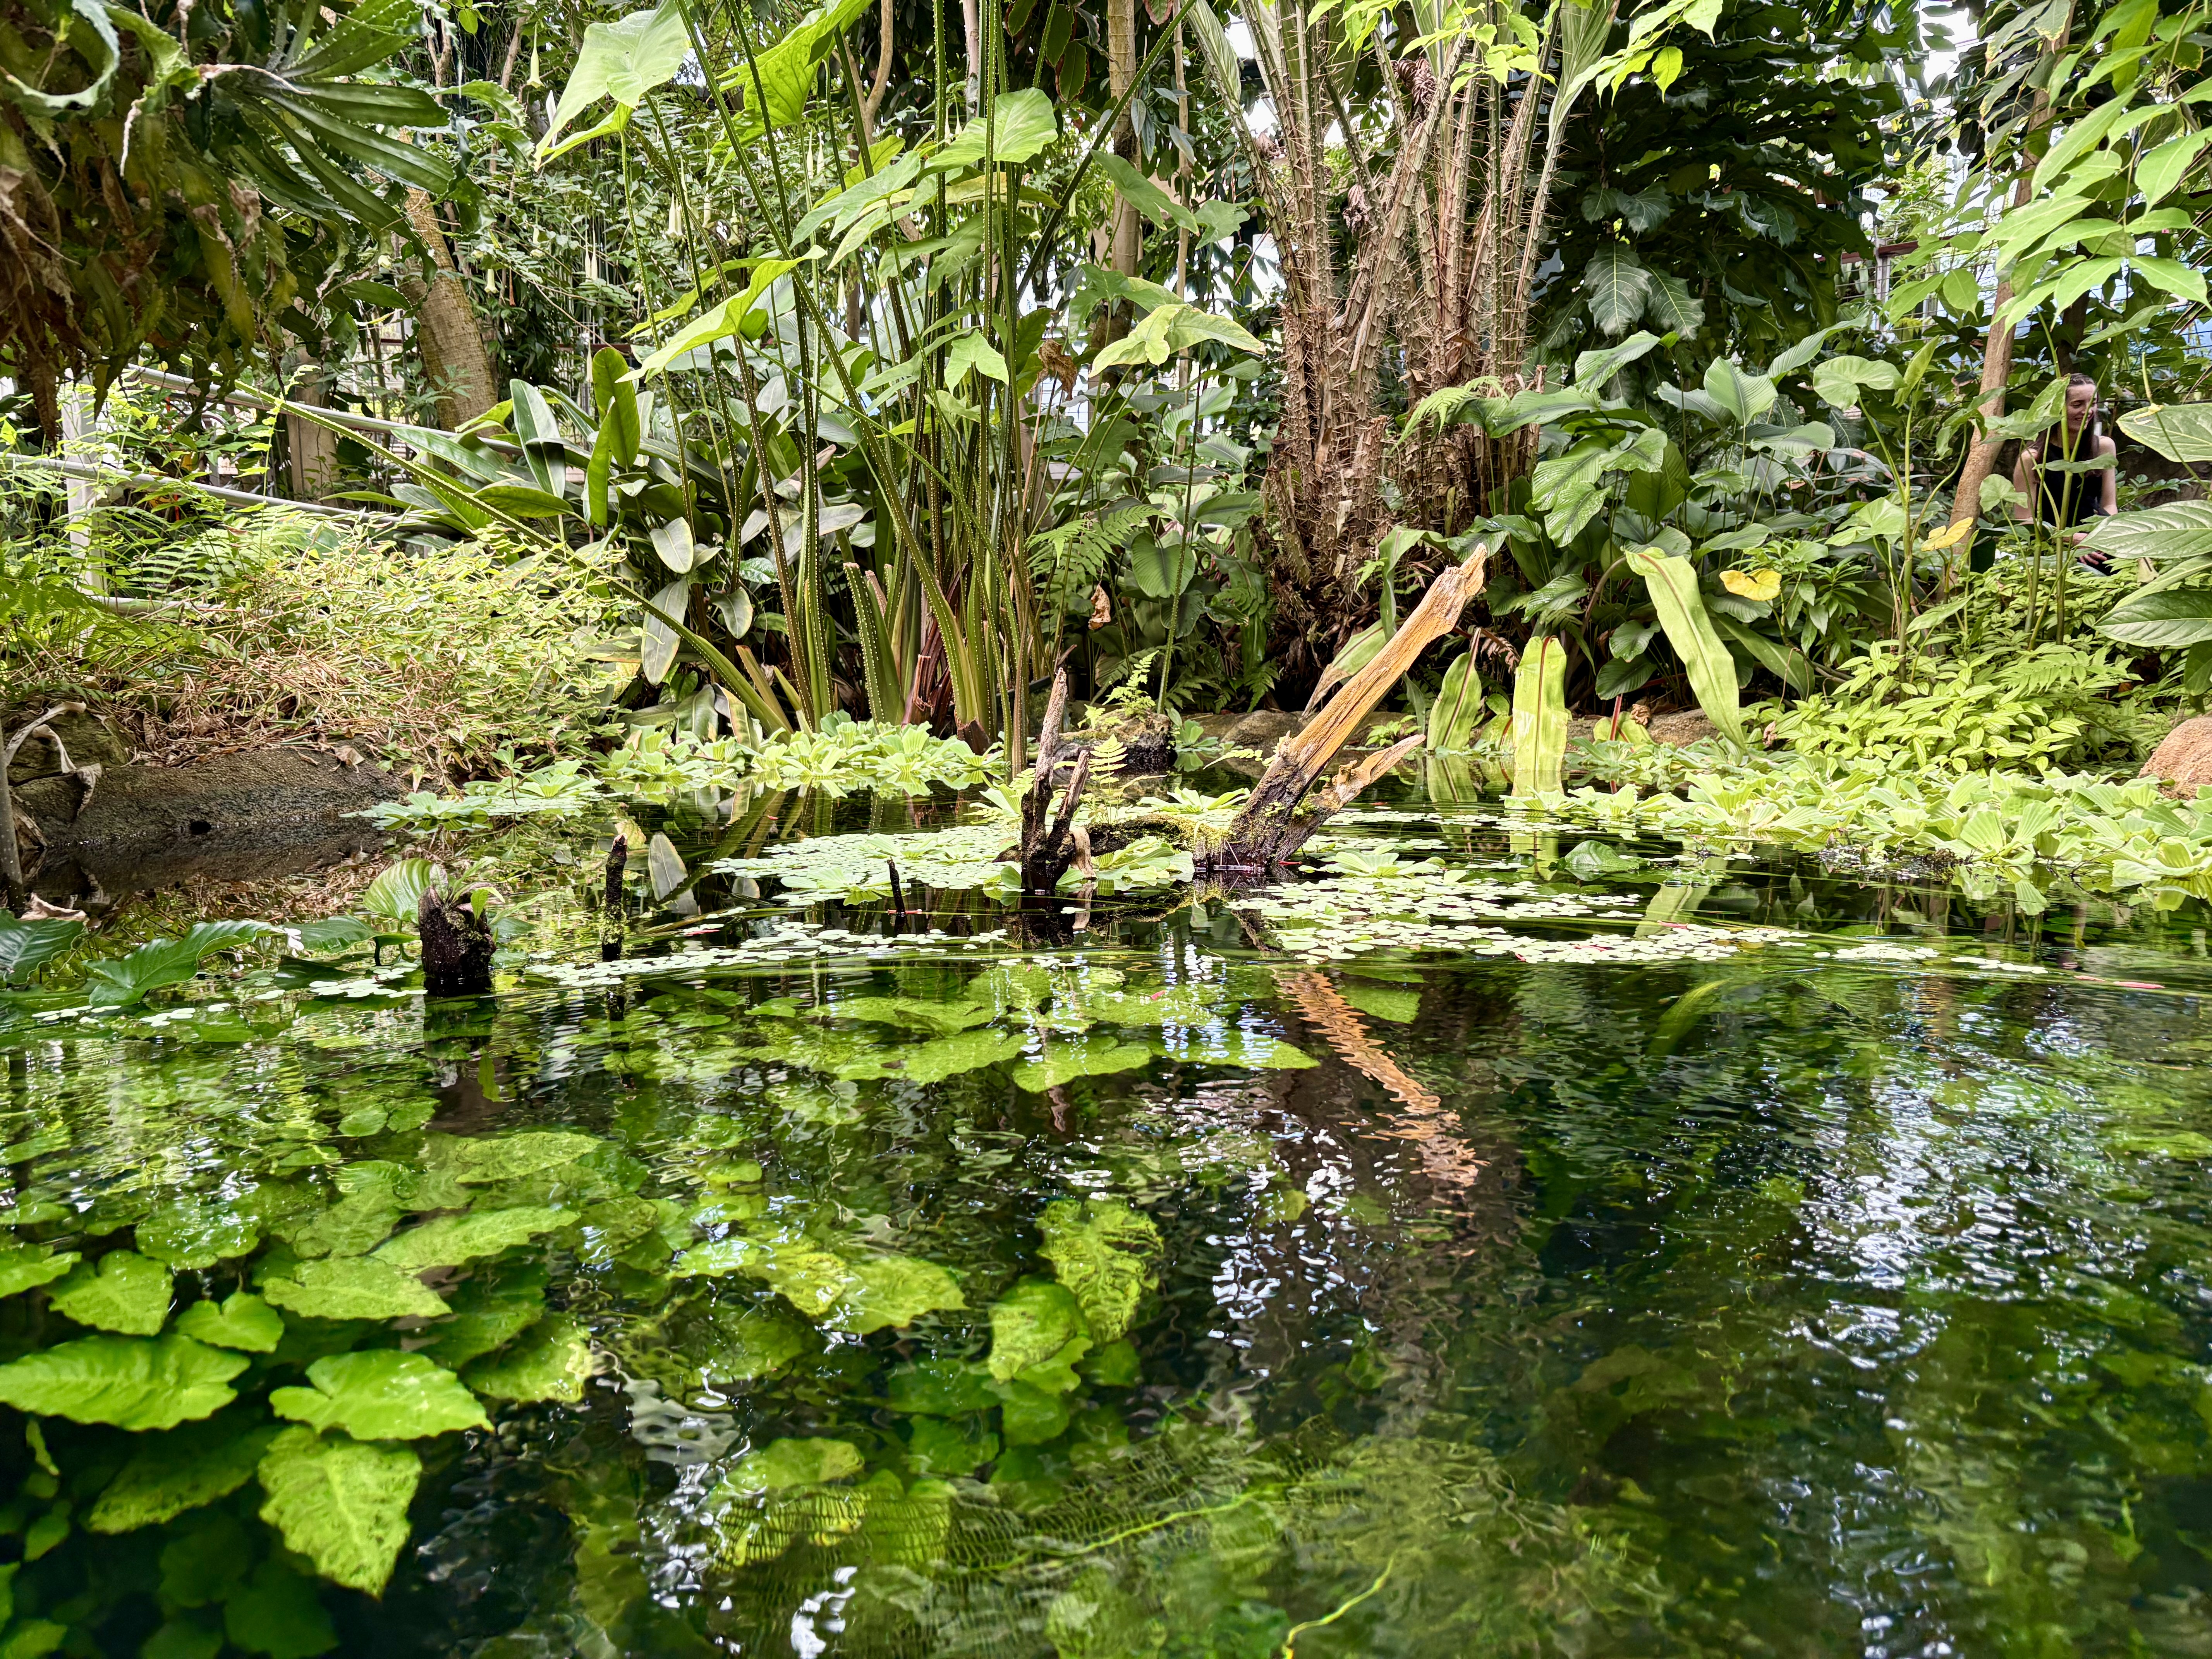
{"left": 7, "top": 788, "right": 2212, "bottom": 1658}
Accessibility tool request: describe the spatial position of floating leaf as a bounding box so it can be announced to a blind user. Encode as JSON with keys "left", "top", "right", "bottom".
{"left": 261, "top": 1258, "right": 451, "bottom": 1321}
{"left": 0, "top": 1243, "right": 78, "bottom": 1298}
{"left": 50, "top": 1250, "right": 173, "bottom": 1335}
{"left": 138, "top": 1199, "right": 262, "bottom": 1270}
{"left": 824, "top": 1254, "right": 964, "bottom": 1334}
{"left": 271, "top": 1350, "right": 489, "bottom": 1440}
{"left": 1037, "top": 1200, "right": 1158, "bottom": 1343}
{"left": 1010, "top": 1036, "right": 1153, "bottom": 1092}
{"left": 807, "top": 996, "right": 997, "bottom": 1037}
{"left": 372, "top": 1207, "right": 575, "bottom": 1272}
{"left": 987, "top": 1278, "right": 1091, "bottom": 1382}
{"left": 88, "top": 1415, "right": 282, "bottom": 1533}
{"left": 426, "top": 1132, "right": 599, "bottom": 1185}
{"left": 463, "top": 1316, "right": 594, "bottom": 1403}
{"left": 0, "top": 1334, "right": 248, "bottom": 1429}
{"left": 174, "top": 1293, "right": 285, "bottom": 1353}
{"left": 256, "top": 1427, "right": 421, "bottom": 1594}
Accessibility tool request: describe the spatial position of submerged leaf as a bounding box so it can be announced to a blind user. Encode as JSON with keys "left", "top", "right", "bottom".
{"left": 270, "top": 1350, "right": 489, "bottom": 1441}
{"left": 987, "top": 1278, "right": 1091, "bottom": 1382}
{"left": 372, "top": 1207, "right": 575, "bottom": 1271}
{"left": 50, "top": 1250, "right": 173, "bottom": 1335}
{"left": 138, "top": 1199, "right": 262, "bottom": 1270}
{"left": 716, "top": 1437, "right": 864, "bottom": 1498}
{"left": 174, "top": 1292, "right": 285, "bottom": 1353}
{"left": 463, "top": 1316, "right": 595, "bottom": 1403}
{"left": 0, "top": 1243, "right": 79, "bottom": 1298}
{"left": 1010, "top": 1036, "right": 1153, "bottom": 1092}
{"left": 88, "top": 1415, "right": 282, "bottom": 1533}
{"left": 1037, "top": 1199, "right": 1159, "bottom": 1343}
{"left": 261, "top": 1258, "right": 451, "bottom": 1321}
{"left": 824, "top": 1254, "right": 964, "bottom": 1334}
{"left": 0, "top": 1334, "right": 248, "bottom": 1429}
{"left": 256, "top": 1428, "right": 421, "bottom": 1594}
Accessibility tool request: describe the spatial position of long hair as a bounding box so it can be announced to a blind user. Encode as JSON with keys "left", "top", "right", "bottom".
{"left": 2061, "top": 371, "right": 2103, "bottom": 453}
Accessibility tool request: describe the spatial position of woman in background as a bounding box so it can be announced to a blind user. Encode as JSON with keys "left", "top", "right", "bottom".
{"left": 2010, "top": 373, "right": 2118, "bottom": 551}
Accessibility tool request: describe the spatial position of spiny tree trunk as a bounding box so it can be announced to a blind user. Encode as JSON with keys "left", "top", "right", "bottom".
{"left": 397, "top": 189, "right": 496, "bottom": 431}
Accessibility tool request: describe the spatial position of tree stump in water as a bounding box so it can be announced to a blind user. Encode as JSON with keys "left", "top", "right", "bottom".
{"left": 419, "top": 886, "right": 496, "bottom": 997}
{"left": 1206, "top": 544, "right": 1488, "bottom": 875}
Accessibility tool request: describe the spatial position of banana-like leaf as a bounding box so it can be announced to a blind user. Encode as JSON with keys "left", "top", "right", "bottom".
{"left": 2079, "top": 500, "right": 2212, "bottom": 562}
{"left": 1709, "top": 611, "right": 1812, "bottom": 695}
{"left": 2118, "top": 404, "right": 2212, "bottom": 464}
{"left": 1426, "top": 652, "right": 1485, "bottom": 752}
{"left": 1508, "top": 636, "right": 1570, "bottom": 796}
{"left": 2099, "top": 587, "right": 2212, "bottom": 649}
{"left": 1626, "top": 547, "right": 1745, "bottom": 745}
{"left": 641, "top": 578, "right": 690, "bottom": 684}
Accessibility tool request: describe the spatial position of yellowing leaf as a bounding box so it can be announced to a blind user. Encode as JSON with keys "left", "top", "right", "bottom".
{"left": 1920, "top": 519, "right": 1975, "bottom": 552}
{"left": 1720, "top": 567, "right": 1783, "bottom": 601}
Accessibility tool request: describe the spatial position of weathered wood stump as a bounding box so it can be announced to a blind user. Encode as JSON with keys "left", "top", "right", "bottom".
{"left": 419, "top": 885, "right": 496, "bottom": 997}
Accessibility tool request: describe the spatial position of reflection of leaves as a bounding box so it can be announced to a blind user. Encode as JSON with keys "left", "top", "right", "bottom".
{"left": 261, "top": 1258, "right": 451, "bottom": 1321}
{"left": 373, "top": 1206, "right": 575, "bottom": 1271}
{"left": 174, "top": 1292, "right": 285, "bottom": 1353}
{"left": 50, "top": 1250, "right": 172, "bottom": 1335}
{"left": 0, "top": 915, "right": 83, "bottom": 984}
{"left": 464, "top": 1315, "right": 594, "bottom": 1402}
{"left": 256, "top": 1427, "right": 421, "bottom": 1594}
{"left": 885, "top": 1358, "right": 999, "bottom": 1415}
{"left": 270, "top": 1350, "right": 489, "bottom": 1440}
{"left": 0, "top": 1334, "right": 248, "bottom": 1429}
{"left": 807, "top": 996, "right": 996, "bottom": 1037}
{"left": 421, "top": 1267, "right": 547, "bottom": 1368}
{"left": 1012, "top": 1037, "right": 1154, "bottom": 1092}
{"left": 426, "top": 1131, "right": 600, "bottom": 1185}
{"left": 1038, "top": 1200, "right": 1159, "bottom": 1343}
{"left": 84, "top": 922, "right": 271, "bottom": 1007}
{"left": 88, "top": 1415, "right": 281, "bottom": 1533}
{"left": 989, "top": 1278, "right": 1092, "bottom": 1383}
{"left": 717, "top": 1437, "right": 864, "bottom": 1497}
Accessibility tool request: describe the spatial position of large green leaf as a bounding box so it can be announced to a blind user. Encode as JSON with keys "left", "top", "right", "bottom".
{"left": 0, "top": 1334, "right": 247, "bottom": 1429}
{"left": 426, "top": 1131, "right": 599, "bottom": 1185}
{"left": 1037, "top": 1199, "right": 1158, "bottom": 1343}
{"left": 358, "top": 859, "right": 436, "bottom": 927}
{"left": 49, "top": 1250, "right": 172, "bottom": 1335}
{"left": 137, "top": 1199, "right": 261, "bottom": 1270}
{"left": 1580, "top": 246, "right": 1652, "bottom": 337}
{"left": 256, "top": 1428, "right": 421, "bottom": 1594}
{"left": 987, "top": 1277, "right": 1090, "bottom": 1382}
{"left": 84, "top": 922, "right": 269, "bottom": 1007}
{"left": 260, "top": 1258, "right": 451, "bottom": 1321}
{"left": 271, "top": 1351, "right": 488, "bottom": 1440}
{"left": 1010, "top": 1036, "right": 1154, "bottom": 1092}
{"left": 1092, "top": 151, "right": 1199, "bottom": 234}
{"left": 2117, "top": 404, "right": 2212, "bottom": 464}
{"left": 1702, "top": 358, "right": 1777, "bottom": 426}
{"left": 0, "top": 916, "right": 82, "bottom": 985}
{"left": 2099, "top": 587, "right": 2212, "bottom": 649}
{"left": 2080, "top": 501, "right": 2212, "bottom": 563}
{"left": 372, "top": 1207, "right": 575, "bottom": 1272}
{"left": 88, "top": 1415, "right": 281, "bottom": 1533}
{"left": 174, "top": 1292, "right": 285, "bottom": 1353}
{"left": 823, "top": 1254, "right": 965, "bottom": 1334}
{"left": 630, "top": 259, "right": 802, "bottom": 380}
{"left": 1572, "top": 330, "right": 1666, "bottom": 392}
{"left": 933, "top": 86, "right": 1059, "bottom": 172}
{"left": 1508, "top": 635, "right": 1571, "bottom": 796}
{"left": 422, "top": 1271, "right": 548, "bottom": 1369}
{"left": 462, "top": 1315, "right": 594, "bottom": 1402}
{"left": 884, "top": 1358, "right": 999, "bottom": 1415}
{"left": 0, "top": 1243, "right": 78, "bottom": 1298}
{"left": 539, "top": 3, "right": 693, "bottom": 158}
{"left": 1626, "top": 549, "right": 1746, "bottom": 745}
{"left": 806, "top": 996, "right": 996, "bottom": 1037}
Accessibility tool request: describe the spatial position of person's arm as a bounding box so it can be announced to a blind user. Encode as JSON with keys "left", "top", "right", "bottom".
{"left": 2011, "top": 445, "right": 2037, "bottom": 521}
{"left": 2100, "top": 435, "right": 2119, "bottom": 516}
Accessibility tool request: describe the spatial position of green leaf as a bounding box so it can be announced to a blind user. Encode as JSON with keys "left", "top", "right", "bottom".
{"left": 1626, "top": 549, "right": 1746, "bottom": 745}
{"left": 932, "top": 86, "right": 1059, "bottom": 171}
{"left": 807, "top": 996, "right": 995, "bottom": 1036}
{"left": 0, "top": 916, "right": 82, "bottom": 986}
{"left": 220, "top": 1559, "right": 337, "bottom": 1659}
{"left": 716, "top": 1437, "right": 863, "bottom": 1496}
{"left": 261, "top": 1258, "right": 452, "bottom": 1321}
{"left": 271, "top": 1350, "right": 488, "bottom": 1440}
{"left": 1580, "top": 246, "right": 1651, "bottom": 337}
{"left": 1037, "top": 1199, "right": 1158, "bottom": 1343}
{"left": 372, "top": 1206, "right": 575, "bottom": 1272}
{"left": 1702, "top": 357, "right": 1777, "bottom": 426}
{"left": 255, "top": 1427, "right": 421, "bottom": 1594}
{"left": 886, "top": 1029, "right": 1029, "bottom": 1084}
{"left": 944, "top": 330, "right": 1010, "bottom": 386}
{"left": 138, "top": 1199, "right": 262, "bottom": 1270}
{"left": 2099, "top": 587, "right": 2212, "bottom": 649}
{"left": 0, "top": 1243, "right": 78, "bottom": 1298}
{"left": 50, "top": 1250, "right": 172, "bottom": 1335}
{"left": 1571, "top": 330, "right": 1666, "bottom": 392}
{"left": 2139, "top": 128, "right": 2212, "bottom": 203}
{"left": 174, "top": 1293, "right": 285, "bottom": 1354}
{"left": 998, "top": 1378, "right": 1070, "bottom": 1443}
{"left": 1640, "top": 270, "right": 1704, "bottom": 338}
{"left": 884, "top": 1358, "right": 999, "bottom": 1415}
{"left": 630, "top": 259, "right": 802, "bottom": 380}
{"left": 420, "top": 1269, "right": 547, "bottom": 1368}
{"left": 1509, "top": 635, "right": 1571, "bottom": 795}
{"left": 426, "top": 1131, "right": 600, "bottom": 1185}
{"left": 1338, "top": 981, "right": 1422, "bottom": 1024}
{"left": 1011, "top": 1036, "right": 1153, "bottom": 1092}
{"left": 88, "top": 1415, "right": 282, "bottom": 1533}
{"left": 462, "top": 1315, "right": 594, "bottom": 1402}
{"left": 84, "top": 922, "right": 270, "bottom": 1007}
{"left": 824, "top": 1253, "right": 965, "bottom": 1334}
{"left": 2117, "top": 404, "right": 2212, "bottom": 465}
{"left": 1203, "top": 1029, "right": 1318, "bottom": 1070}
{"left": 987, "top": 1277, "right": 1090, "bottom": 1382}
{"left": 1092, "top": 151, "right": 1199, "bottom": 234}
{"left": 2080, "top": 500, "right": 2212, "bottom": 563}
{"left": 358, "top": 859, "right": 436, "bottom": 927}
{"left": 1810, "top": 354, "right": 1898, "bottom": 408}
{"left": 539, "top": 2, "right": 693, "bottom": 157}
{"left": 0, "top": 1334, "right": 247, "bottom": 1429}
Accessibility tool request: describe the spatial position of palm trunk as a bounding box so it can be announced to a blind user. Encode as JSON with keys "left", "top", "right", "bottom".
{"left": 398, "top": 190, "right": 497, "bottom": 430}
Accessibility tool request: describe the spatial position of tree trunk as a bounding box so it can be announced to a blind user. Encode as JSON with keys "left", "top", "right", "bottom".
{"left": 284, "top": 354, "right": 341, "bottom": 502}
{"left": 1949, "top": 21, "right": 2070, "bottom": 536}
{"left": 1107, "top": 0, "right": 1141, "bottom": 280}
{"left": 397, "top": 190, "right": 496, "bottom": 431}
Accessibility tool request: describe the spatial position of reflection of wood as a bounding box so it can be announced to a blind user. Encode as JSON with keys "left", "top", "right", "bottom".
{"left": 1278, "top": 971, "right": 1485, "bottom": 1189}
{"left": 1215, "top": 546, "right": 1487, "bottom": 870}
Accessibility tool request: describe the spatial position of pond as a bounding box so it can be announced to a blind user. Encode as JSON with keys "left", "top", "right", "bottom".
{"left": 4, "top": 780, "right": 2212, "bottom": 1658}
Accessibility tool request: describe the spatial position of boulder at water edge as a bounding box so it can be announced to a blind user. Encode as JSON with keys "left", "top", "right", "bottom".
{"left": 2141, "top": 715, "right": 2212, "bottom": 793}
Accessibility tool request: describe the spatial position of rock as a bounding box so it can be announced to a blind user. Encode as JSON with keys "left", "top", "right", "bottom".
{"left": 1646, "top": 710, "right": 1717, "bottom": 747}
{"left": 6, "top": 707, "right": 129, "bottom": 785}
{"left": 1226, "top": 711, "right": 1303, "bottom": 754}
{"left": 2141, "top": 715, "right": 2212, "bottom": 793}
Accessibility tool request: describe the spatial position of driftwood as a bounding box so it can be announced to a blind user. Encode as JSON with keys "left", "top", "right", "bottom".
{"left": 1209, "top": 544, "right": 1489, "bottom": 871}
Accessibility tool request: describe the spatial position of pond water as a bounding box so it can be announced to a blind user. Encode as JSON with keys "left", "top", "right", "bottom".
{"left": 6, "top": 782, "right": 2212, "bottom": 1658}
